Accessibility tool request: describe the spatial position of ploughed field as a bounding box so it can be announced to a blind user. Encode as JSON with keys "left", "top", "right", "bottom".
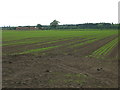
{"left": 2, "top": 30, "right": 119, "bottom": 88}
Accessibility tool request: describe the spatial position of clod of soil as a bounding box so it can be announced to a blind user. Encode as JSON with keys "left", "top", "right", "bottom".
{"left": 97, "top": 68, "right": 103, "bottom": 71}
{"left": 84, "top": 73, "right": 88, "bottom": 76}
{"left": 45, "top": 70, "right": 50, "bottom": 72}
{"left": 9, "top": 61, "right": 12, "bottom": 64}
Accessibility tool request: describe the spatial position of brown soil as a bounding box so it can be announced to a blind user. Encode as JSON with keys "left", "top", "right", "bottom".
{"left": 2, "top": 36, "right": 86, "bottom": 55}
{"left": 40, "top": 35, "right": 117, "bottom": 57}
{"left": 108, "top": 44, "right": 119, "bottom": 59}
{"left": 2, "top": 35, "right": 118, "bottom": 88}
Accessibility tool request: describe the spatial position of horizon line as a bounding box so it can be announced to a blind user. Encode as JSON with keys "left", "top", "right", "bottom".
{"left": 0, "top": 22, "right": 119, "bottom": 27}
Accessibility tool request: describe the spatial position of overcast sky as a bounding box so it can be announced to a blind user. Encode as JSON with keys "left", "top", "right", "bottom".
{"left": 0, "top": 0, "right": 119, "bottom": 26}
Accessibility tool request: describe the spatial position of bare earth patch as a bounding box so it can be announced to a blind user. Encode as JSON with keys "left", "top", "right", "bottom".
{"left": 2, "top": 35, "right": 118, "bottom": 88}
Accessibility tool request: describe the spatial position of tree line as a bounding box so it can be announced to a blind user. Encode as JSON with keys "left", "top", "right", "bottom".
{"left": 2, "top": 20, "right": 119, "bottom": 30}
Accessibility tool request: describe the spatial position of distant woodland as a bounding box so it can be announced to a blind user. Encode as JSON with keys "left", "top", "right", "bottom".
{"left": 2, "top": 22, "right": 119, "bottom": 30}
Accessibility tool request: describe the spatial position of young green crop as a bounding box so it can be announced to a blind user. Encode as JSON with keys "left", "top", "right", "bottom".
{"left": 3, "top": 30, "right": 117, "bottom": 42}
{"left": 2, "top": 30, "right": 100, "bottom": 46}
{"left": 6, "top": 36, "right": 93, "bottom": 55}
{"left": 18, "top": 45, "right": 61, "bottom": 55}
{"left": 2, "top": 30, "right": 118, "bottom": 55}
{"left": 7, "top": 34, "right": 111, "bottom": 55}
{"left": 69, "top": 33, "right": 114, "bottom": 48}
{"left": 89, "top": 37, "right": 118, "bottom": 58}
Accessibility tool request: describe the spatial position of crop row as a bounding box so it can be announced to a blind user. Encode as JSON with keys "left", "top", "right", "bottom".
{"left": 88, "top": 37, "right": 119, "bottom": 58}
{"left": 2, "top": 33, "right": 96, "bottom": 46}
{"left": 3, "top": 30, "right": 116, "bottom": 42}
{"left": 3, "top": 30, "right": 117, "bottom": 46}
{"left": 8, "top": 36, "right": 95, "bottom": 55}
{"left": 8, "top": 34, "right": 112, "bottom": 55}
{"left": 69, "top": 33, "right": 113, "bottom": 48}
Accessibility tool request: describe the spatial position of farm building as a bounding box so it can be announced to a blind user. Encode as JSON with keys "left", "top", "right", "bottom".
{"left": 16, "top": 26, "right": 38, "bottom": 30}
